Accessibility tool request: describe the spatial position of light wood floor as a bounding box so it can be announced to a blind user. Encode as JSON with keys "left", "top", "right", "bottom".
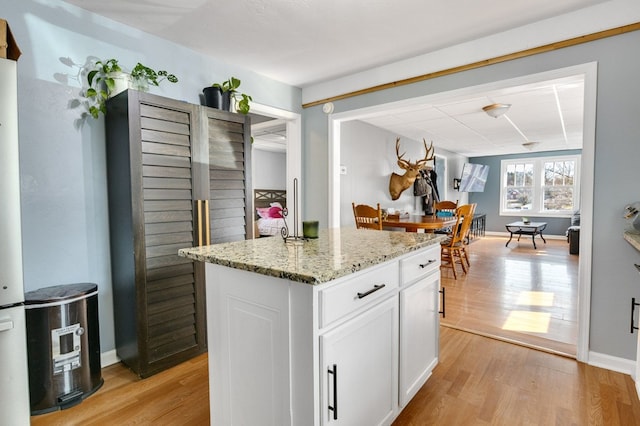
{"left": 393, "top": 327, "right": 640, "bottom": 425}
{"left": 31, "top": 327, "right": 640, "bottom": 425}
{"left": 31, "top": 354, "right": 210, "bottom": 425}
{"left": 440, "top": 235, "right": 579, "bottom": 357}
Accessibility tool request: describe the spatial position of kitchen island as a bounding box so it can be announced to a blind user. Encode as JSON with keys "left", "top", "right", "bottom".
{"left": 179, "top": 228, "right": 445, "bottom": 425}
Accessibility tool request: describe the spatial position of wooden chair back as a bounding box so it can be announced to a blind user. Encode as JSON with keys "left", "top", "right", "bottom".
{"left": 459, "top": 203, "right": 477, "bottom": 242}
{"left": 433, "top": 200, "right": 458, "bottom": 217}
{"left": 441, "top": 203, "right": 476, "bottom": 279}
{"left": 352, "top": 203, "right": 383, "bottom": 230}
{"left": 442, "top": 204, "right": 473, "bottom": 248}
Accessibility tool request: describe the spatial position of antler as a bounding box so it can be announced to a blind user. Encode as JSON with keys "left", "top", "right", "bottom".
{"left": 395, "top": 137, "right": 434, "bottom": 169}
{"left": 416, "top": 138, "right": 435, "bottom": 166}
{"left": 395, "top": 137, "right": 409, "bottom": 167}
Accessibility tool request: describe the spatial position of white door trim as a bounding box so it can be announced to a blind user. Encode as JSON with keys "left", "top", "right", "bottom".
{"left": 250, "top": 103, "right": 302, "bottom": 232}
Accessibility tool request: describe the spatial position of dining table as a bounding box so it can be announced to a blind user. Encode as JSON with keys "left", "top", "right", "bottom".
{"left": 382, "top": 214, "right": 457, "bottom": 233}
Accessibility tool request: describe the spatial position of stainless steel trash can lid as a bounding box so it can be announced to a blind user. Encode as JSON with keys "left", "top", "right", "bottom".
{"left": 25, "top": 283, "right": 98, "bottom": 305}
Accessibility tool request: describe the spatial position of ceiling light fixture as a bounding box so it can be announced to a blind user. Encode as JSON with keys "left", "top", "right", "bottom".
{"left": 482, "top": 103, "right": 511, "bottom": 118}
{"left": 522, "top": 141, "right": 539, "bottom": 150}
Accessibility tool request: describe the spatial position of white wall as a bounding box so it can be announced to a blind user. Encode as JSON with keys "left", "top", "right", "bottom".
{"left": 252, "top": 148, "right": 286, "bottom": 189}
{"left": 340, "top": 121, "right": 467, "bottom": 226}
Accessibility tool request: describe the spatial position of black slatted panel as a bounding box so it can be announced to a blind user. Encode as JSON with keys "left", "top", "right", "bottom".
{"left": 140, "top": 102, "right": 198, "bottom": 362}
{"left": 208, "top": 117, "right": 247, "bottom": 243}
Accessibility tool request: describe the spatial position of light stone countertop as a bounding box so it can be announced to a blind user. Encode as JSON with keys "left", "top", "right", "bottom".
{"left": 179, "top": 228, "right": 445, "bottom": 285}
{"left": 624, "top": 231, "right": 640, "bottom": 252}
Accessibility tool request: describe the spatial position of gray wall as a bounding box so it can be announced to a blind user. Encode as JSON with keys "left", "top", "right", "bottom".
{"left": 303, "top": 30, "right": 640, "bottom": 360}
{"left": 5, "top": 1, "right": 301, "bottom": 353}
{"left": 468, "top": 150, "right": 582, "bottom": 236}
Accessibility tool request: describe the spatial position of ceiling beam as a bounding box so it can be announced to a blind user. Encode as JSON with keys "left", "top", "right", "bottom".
{"left": 302, "top": 22, "right": 640, "bottom": 109}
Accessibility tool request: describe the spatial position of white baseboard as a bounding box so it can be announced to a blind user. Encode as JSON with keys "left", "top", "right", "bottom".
{"left": 588, "top": 350, "right": 635, "bottom": 377}
{"left": 100, "top": 349, "right": 120, "bottom": 367}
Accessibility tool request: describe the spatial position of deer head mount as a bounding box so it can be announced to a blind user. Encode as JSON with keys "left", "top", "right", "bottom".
{"left": 389, "top": 137, "right": 434, "bottom": 200}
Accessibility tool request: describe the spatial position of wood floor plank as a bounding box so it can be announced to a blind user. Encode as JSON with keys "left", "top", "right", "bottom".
{"left": 441, "top": 235, "right": 579, "bottom": 357}
{"left": 30, "top": 327, "right": 640, "bottom": 425}
{"left": 393, "top": 327, "right": 640, "bottom": 425}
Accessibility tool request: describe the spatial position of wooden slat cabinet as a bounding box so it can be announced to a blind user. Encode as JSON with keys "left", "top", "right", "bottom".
{"left": 205, "top": 107, "right": 253, "bottom": 243}
{"left": 105, "top": 90, "right": 252, "bottom": 377}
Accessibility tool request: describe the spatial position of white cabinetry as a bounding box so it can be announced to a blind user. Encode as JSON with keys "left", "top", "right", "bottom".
{"left": 204, "top": 242, "right": 442, "bottom": 425}
{"left": 321, "top": 296, "right": 398, "bottom": 425}
{"left": 399, "top": 246, "right": 441, "bottom": 407}
{"left": 636, "top": 325, "right": 640, "bottom": 397}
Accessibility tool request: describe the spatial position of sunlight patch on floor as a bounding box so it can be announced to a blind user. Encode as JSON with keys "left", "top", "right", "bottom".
{"left": 516, "top": 291, "right": 554, "bottom": 307}
{"left": 502, "top": 311, "right": 551, "bottom": 333}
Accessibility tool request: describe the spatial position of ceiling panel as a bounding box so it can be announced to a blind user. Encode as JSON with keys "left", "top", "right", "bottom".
{"left": 359, "top": 75, "right": 585, "bottom": 157}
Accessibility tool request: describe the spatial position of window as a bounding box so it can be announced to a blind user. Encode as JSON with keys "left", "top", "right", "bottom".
{"left": 500, "top": 155, "right": 579, "bottom": 217}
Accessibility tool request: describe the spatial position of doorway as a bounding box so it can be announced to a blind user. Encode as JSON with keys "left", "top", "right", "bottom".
{"left": 249, "top": 103, "right": 302, "bottom": 232}
{"left": 327, "top": 63, "right": 597, "bottom": 361}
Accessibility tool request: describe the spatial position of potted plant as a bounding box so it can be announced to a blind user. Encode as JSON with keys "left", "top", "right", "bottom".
{"left": 85, "top": 58, "right": 124, "bottom": 119}
{"left": 83, "top": 59, "right": 178, "bottom": 119}
{"left": 203, "top": 76, "right": 252, "bottom": 114}
{"left": 130, "top": 62, "right": 178, "bottom": 92}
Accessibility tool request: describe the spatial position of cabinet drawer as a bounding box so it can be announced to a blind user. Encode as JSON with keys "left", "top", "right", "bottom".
{"left": 400, "top": 245, "right": 440, "bottom": 286}
{"left": 319, "top": 262, "right": 399, "bottom": 328}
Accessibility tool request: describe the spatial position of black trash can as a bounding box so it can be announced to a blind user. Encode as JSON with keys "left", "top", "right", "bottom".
{"left": 25, "top": 283, "right": 103, "bottom": 415}
{"left": 568, "top": 226, "right": 580, "bottom": 255}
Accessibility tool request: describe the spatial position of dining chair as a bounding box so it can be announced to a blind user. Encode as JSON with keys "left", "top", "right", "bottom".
{"left": 433, "top": 200, "right": 458, "bottom": 217}
{"left": 440, "top": 203, "right": 474, "bottom": 279}
{"left": 433, "top": 200, "right": 458, "bottom": 234}
{"left": 352, "top": 203, "right": 383, "bottom": 230}
{"left": 460, "top": 203, "right": 477, "bottom": 268}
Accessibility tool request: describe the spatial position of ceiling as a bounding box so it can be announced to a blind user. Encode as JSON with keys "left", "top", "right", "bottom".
{"left": 360, "top": 74, "right": 585, "bottom": 157}
{"left": 63, "top": 0, "right": 599, "bottom": 157}
{"left": 252, "top": 119, "right": 288, "bottom": 152}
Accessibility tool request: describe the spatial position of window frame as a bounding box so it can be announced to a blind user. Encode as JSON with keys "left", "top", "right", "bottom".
{"left": 499, "top": 154, "right": 580, "bottom": 218}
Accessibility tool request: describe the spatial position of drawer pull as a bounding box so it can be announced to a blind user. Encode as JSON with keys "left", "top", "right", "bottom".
{"left": 632, "top": 297, "right": 640, "bottom": 333}
{"left": 357, "top": 284, "right": 386, "bottom": 299}
{"left": 419, "top": 259, "right": 437, "bottom": 268}
{"left": 328, "top": 364, "right": 338, "bottom": 420}
{"left": 439, "top": 287, "right": 446, "bottom": 318}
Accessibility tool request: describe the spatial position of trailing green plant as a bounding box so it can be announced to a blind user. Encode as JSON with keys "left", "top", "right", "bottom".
{"left": 83, "top": 59, "right": 179, "bottom": 119}
{"left": 234, "top": 92, "right": 252, "bottom": 115}
{"left": 130, "top": 62, "right": 178, "bottom": 87}
{"left": 85, "top": 59, "right": 122, "bottom": 119}
{"left": 212, "top": 76, "right": 252, "bottom": 114}
{"left": 213, "top": 76, "right": 241, "bottom": 93}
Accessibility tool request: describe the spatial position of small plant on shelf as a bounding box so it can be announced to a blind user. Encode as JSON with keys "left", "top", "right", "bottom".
{"left": 85, "top": 58, "right": 123, "bottom": 119}
{"left": 83, "top": 58, "right": 178, "bottom": 119}
{"left": 205, "top": 76, "right": 252, "bottom": 114}
{"left": 130, "top": 62, "right": 178, "bottom": 91}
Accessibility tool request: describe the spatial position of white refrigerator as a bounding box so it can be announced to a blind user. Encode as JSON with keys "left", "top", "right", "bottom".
{"left": 0, "top": 57, "right": 31, "bottom": 424}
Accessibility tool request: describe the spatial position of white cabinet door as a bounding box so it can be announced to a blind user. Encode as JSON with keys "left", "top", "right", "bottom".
{"left": 207, "top": 264, "right": 292, "bottom": 426}
{"left": 399, "top": 272, "right": 440, "bottom": 408}
{"left": 636, "top": 322, "right": 640, "bottom": 396}
{"left": 320, "top": 296, "right": 398, "bottom": 426}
